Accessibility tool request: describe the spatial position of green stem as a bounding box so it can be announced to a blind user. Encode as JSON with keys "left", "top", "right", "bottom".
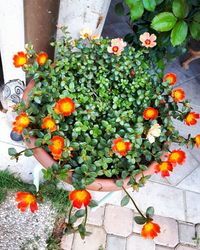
{"left": 122, "top": 186, "right": 146, "bottom": 219}
{"left": 16, "top": 147, "right": 40, "bottom": 157}
{"left": 68, "top": 205, "right": 73, "bottom": 224}
{"left": 83, "top": 207, "right": 88, "bottom": 227}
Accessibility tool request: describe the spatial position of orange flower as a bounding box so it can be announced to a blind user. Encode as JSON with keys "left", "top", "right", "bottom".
{"left": 13, "top": 125, "right": 24, "bottom": 134}
{"left": 185, "top": 112, "right": 200, "bottom": 126}
{"left": 155, "top": 161, "right": 173, "bottom": 177}
{"left": 112, "top": 137, "right": 132, "bottom": 156}
{"left": 171, "top": 88, "right": 185, "bottom": 102}
{"left": 37, "top": 52, "right": 48, "bottom": 65}
{"left": 195, "top": 134, "right": 200, "bottom": 148}
{"left": 42, "top": 116, "right": 57, "bottom": 132}
{"left": 48, "top": 135, "right": 65, "bottom": 160}
{"left": 141, "top": 221, "right": 160, "bottom": 239}
{"left": 69, "top": 190, "right": 92, "bottom": 209}
{"left": 163, "top": 73, "right": 177, "bottom": 85}
{"left": 13, "top": 51, "right": 28, "bottom": 68}
{"left": 54, "top": 97, "right": 75, "bottom": 116}
{"left": 13, "top": 112, "right": 30, "bottom": 134}
{"left": 168, "top": 150, "right": 186, "bottom": 165}
{"left": 143, "top": 107, "right": 158, "bottom": 120}
{"left": 16, "top": 192, "right": 38, "bottom": 213}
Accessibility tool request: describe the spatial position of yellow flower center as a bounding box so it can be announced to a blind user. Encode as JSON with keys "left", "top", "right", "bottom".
{"left": 24, "top": 194, "right": 35, "bottom": 204}
{"left": 53, "top": 139, "right": 63, "bottom": 149}
{"left": 18, "top": 56, "right": 27, "bottom": 65}
{"left": 160, "top": 162, "right": 169, "bottom": 171}
{"left": 75, "top": 191, "right": 87, "bottom": 201}
{"left": 39, "top": 55, "right": 47, "bottom": 64}
{"left": 145, "top": 222, "right": 154, "bottom": 231}
{"left": 19, "top": 116, "right": 29, "bottom": 126}
{"left": 186, "top": 113, "right": 194, "bottom": 122}
{"left": 116, "top": 142, "right": 126, "bottom": 151}
{"left": 61, "top": 102, "right": 73, "bottom": 112}
{"left": 146, "top": 109, "right": 154, "bottom": 117}
{"left": 174, "top": 91, "right": 181, "bottom": 98}
{"left": 46, "top": 119, "right": 55, "bottom": 128}
{"left": 170, "top": 152, "right": 180, "bottom": 161}
{"left": 84, "top": 33, "right": 89, "bottom": 38}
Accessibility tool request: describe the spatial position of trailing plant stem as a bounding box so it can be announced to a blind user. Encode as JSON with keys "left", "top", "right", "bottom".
{"left": 122, "top": 186, "right": 146, "bottom": 219}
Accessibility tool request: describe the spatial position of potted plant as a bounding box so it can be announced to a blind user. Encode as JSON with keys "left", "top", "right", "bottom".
{"left": 9, "top": 27, "right": 200, "bottom": 239}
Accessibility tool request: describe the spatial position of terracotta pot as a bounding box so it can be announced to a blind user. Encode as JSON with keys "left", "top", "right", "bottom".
{"left": 22, "top": 81, "right": 168, "bottom": 192}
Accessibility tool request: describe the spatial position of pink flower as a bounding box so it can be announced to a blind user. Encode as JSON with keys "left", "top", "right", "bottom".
{"left": 107, "top": 38, "right": 127, "bottom": 56}
{"left": 139, "top": 32, "right": 157, "bottom": 48}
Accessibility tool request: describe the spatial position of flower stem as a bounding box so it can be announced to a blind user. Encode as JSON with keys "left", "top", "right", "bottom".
{"left": 68, "top": 205, "right": 73, "bottom": 224}
{"left": 83, "top": 207, "right": 88, "bottom": 227}
{"left": 122, "top": 186, "right": 146, "bottom": 219}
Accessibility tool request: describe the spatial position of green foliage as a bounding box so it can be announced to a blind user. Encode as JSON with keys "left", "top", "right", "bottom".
{"left": 142, "top": 0, "right": 156, "bottom": 12}
{"left": 8, "top": 148, "right": 17, "bottom": 156}
{"left": 151, "top": 12, "right": 177, "bottom": 32}
{"left": 146, "top": 206, "right": 155, "bottom": 217}
{"left": 117, "top": 0, "right": 200, "bottom": 60}
{"left": 121, "top": 195, "right": 130, "bottom": 206}
{"left": 134, "top": 216, "right": 147, "bottom": 224}
{"left": 191, "top": 11, "right": 200, "bottom": 39}
{"left": 172, "top": 0, "right": 189, "bottom": 18}
{"left": 171, "top": 20, "right": 188, "bottom": 46}
{"left": 125, "top": 0, "right": 144, "bottom": 21}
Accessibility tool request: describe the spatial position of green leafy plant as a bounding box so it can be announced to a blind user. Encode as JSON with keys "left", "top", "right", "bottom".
{"left": 115, "top": 0, "right": 200, "bottom": 61}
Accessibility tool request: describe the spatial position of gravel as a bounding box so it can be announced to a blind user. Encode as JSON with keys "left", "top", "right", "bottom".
{"left": 0, "top": 192, "right": 57, "bottom": 250}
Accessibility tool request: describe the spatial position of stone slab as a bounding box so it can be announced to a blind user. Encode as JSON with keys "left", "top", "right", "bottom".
{"left": 154, "top": 216, "right": 179, "bottom": 248}
{"left": 125, "top": 182, "right": 185, "bottom": 221}
{"left": 61, "top": 234, "right": 74, "bottom": 250}
{"left": 87, "top": 206, "right": 105, "bottom": 227}
{"left": 127, "top": 234, "right": 155, "bottom": 250}
{"left": 179, "top": 222, "right": 196, "bottom": 246}
{"left": 106, "top": 235, "right": 126, "bottom": 250}
{"left": 155, "top": 246, "right": 174, "bottom": 250}
{"left": 185, "top": 191, "right": 200, "bottom": 224}
{"left": 175, "top": 245, "right": 197, "bottom": 250}
{"left": 104, "top": 204, "right": 133, "bottom": 237}
{"left": 178, "top": 168, "right": 200, "bottom": 193}
{"left": 72, "top": 225, "right": 106, "bottom": 250}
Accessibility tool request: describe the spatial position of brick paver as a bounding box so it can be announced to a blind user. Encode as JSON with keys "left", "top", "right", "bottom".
{"left": 154, "top": 216, "right": 179, "bottom": 248}
{"left": 185, "top": 191, "right": 200, "bottom": 223}
{"left": 155, "top": 246, "right": 174, "bottom": 250}
{"left": 87, "top": 206, "right": 105, "bottom": 227}
{"left": 175, "top": 245, "right": 198, "bottom": 250}
{"left": 104, "top": 204, "right": 133, "bottom": 237}
{"left": 179, "top": 222, "right": 196, "bottom": 246}
{"left": 127, "top": 234, "right": 155, "bottom": 250}
{"left": 106, "top": 235, "right": 126, "bottom": 250}
{"left": 72, "top": 225, "right": 106, "bottom": 250}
